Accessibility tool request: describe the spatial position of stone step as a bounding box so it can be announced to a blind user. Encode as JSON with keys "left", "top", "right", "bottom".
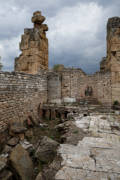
{"left": 79, "top": 98, "right": 100, "bottom": 105}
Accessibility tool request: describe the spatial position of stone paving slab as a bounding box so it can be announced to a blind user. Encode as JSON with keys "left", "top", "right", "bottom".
{"left": 55, "top": 114, "right": 120, "bottom": 180}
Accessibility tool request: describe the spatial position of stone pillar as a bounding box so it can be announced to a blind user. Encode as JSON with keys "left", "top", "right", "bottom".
{"left": 47, "top": 72, "right": 62, "bottom": 104}
{"left": 103, "top": 17, "right": 120, "bottom": 103}
{"left": 15, "top": 11, "right": 48, "bottom": 74}
{"left": 106, "top": 17, "right": 120, "bottom": 71}
{"left": 99, "top": 17, "right": 120, "bottom": 72}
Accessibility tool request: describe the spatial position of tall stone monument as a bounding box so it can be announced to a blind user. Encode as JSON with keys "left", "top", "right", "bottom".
{"left": 100, "top": 17, "right": 120, "bottom": 103}
{"left": 15, "top": 11, "right": 48, "bottom": 74}
{"left": 100, "top": 17, "right": 120, "bottom": 72}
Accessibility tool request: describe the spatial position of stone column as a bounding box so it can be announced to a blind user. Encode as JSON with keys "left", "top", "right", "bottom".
{"left": 15, "top": 11, "right": 49, "bottom": 74}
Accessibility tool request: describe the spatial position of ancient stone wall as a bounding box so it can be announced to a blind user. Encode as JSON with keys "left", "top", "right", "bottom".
{"left": 89, "top": 73, "right": 111, "bottom": 105}
{"left": 107, "top": 17, "right": 120, "bottom": 67}
{"left": 99, "top": 17, "right": 120, "bottom": 104}
{"left": 15, "top": 11, "right": 48, "bottom": 74}
{"left": 111, "top": 71, "right": 120, "bottom": 103}
{"left": 47, "top": 69, "right": 112, "bottom": 105}
{"left": 0, "top": 71, "right": 112, "bottom": 135}
{"left": 60, "top": 69, "right": 86, "bottom": 103}
{"left": 105, "top": 17, "right": 120, "bottom": 103}
{"left": 100, "top": 17, "right": 120, "bottom": 72}
{"left": 0, "top": 71, "right": 47, "bottom": 132}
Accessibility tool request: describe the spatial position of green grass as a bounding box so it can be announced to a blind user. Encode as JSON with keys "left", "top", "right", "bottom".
{"left": 73, "top": 130, "right": 79, "bottom": 134}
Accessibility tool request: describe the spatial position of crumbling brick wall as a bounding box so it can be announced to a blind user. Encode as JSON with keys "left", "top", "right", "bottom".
{"left": 0, "top": 71, "right": 47, "bottom": 131}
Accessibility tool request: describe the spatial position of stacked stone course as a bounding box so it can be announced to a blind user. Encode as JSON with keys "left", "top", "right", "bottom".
{"left": 0, "top": 71, "right": 47, "bottom": 131}
{"left": 100, "top": 17, "right": 120, "bottom": 103}
{"left": 47, "top": 70, "right": 111, "bottom": 105}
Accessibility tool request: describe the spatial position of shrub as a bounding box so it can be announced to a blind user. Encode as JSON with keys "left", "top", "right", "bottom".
{"left": 113, "top": 100, "right": 119, "bottom": 106}
{"left": 53, "top": 64, "right": 64, "bottom": 71}
{"left": 0, "top": 56, "right": 3, "bottom": 71}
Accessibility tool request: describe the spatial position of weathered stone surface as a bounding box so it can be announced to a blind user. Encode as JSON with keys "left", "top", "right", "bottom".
{"left": 7, "top": 137, "right": 19, "bottom": 146}
{"left": 75, "top": 114, "right": 120, "bottom": 139}
{"left": 47, "top": 69, "right": 111, "bottom": 106}
{"left": 35, "top": 172, "right": 42, "bottom": 180}
{"left": 0, "top": 71, "right": 47, "bottom": 133}
{"left": 10, "top": 123, "right": 27, "bottom": 134}
{"left": 15, "top": 11, "right": 48, "bottom": 74}
{"left": 20, "top": 139, "right": 33, "bottom": 150}
{"left": 55, "top": 113, "right": 120, "bottom": 180}
{"left": 35, "top": 136, "right": 59, "bottom": 163}
{"left": 10, "top": 144, "right": 34, "bottom": 180}
{"left": 32, "top": 11, "right": 45, "bottom": 25}
{"left": 3, "top": 145, "right": 12, "bottom": 154}
{"left": 99, "top": 17, "right": 120, "bottom": 103}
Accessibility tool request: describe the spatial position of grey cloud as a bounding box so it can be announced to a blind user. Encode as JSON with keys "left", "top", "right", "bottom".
{"left": 0, "top": 0, "right": 120, "bottom": 73}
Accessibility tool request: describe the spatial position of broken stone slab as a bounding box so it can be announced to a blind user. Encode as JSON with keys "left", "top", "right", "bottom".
{"left": 75, "top": 115, "right": 90, "bottom": 130}
{"left": 3, "top": 145, "right": 12, "bottom": 154}
{"left": 35, "top": 172, "right": 42, "bottom": 180}
{"left": 20, "top": 139, "right": 33, "bottom": 150}
{"left": 35, "top": 136, "right": 59, "bottom": 163}
{"left": 74, "top": 114, "right": 120, "bottom": 137}
{"left": 58, "top": 144, "right": 95, "bottom": 171}
{"left": 55, "top": 167, "right": 120, "bottom": 180}
{"left": 55, "top": 113, "right": 120, "bottom": 179}
{"left": 77, "top": 136, "right": 119, "bottom": 148}
{"left": 9, "top": 122, "right": 27, "bottom": 136}
{"left": 10, "top": 144, "right": 34, "bottom": 180}
{"left": 56, "top": 136, "right": 120, "bottom": 179}
{"left": 7, "top": 137, "right": 19, "bottom": 146}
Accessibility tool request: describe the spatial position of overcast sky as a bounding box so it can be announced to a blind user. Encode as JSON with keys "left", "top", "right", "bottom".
{"left": 0, "top": 0, "right": 120, "bottom": 73}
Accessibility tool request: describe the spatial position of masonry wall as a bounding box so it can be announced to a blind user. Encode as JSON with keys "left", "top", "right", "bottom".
{"left": 47, "top": 70, "right": 112, "bottom": 105}
{"left": 0, "top": 69, "right": 112, "bottom": 134}
{"left": 0, "top": 71, "right": 47, "bottom": 132}
{"left": 111, "top": 71, "right": 120, "bottom": 103}
{"left": 95, "top": 73, "right": 112, "bottom": 105}
{"left": 61, "top": 69, "right": 85, "bottom": 102}
{"left": 60, "top": 70, "right": 111, "bottom": 105}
